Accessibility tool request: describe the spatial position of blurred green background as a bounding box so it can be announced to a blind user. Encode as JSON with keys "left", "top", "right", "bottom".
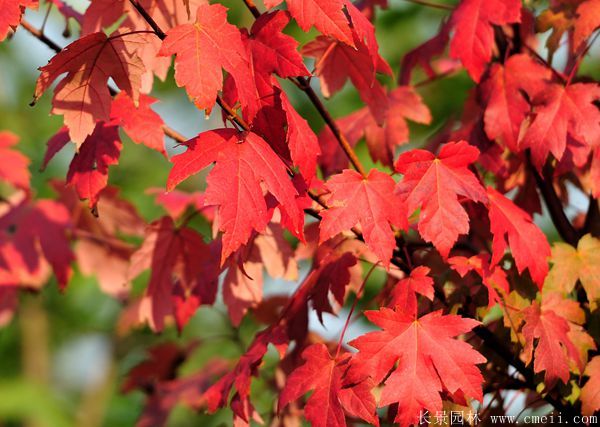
{"left": 0, "top": 0, "right": 583, "bottom": 425}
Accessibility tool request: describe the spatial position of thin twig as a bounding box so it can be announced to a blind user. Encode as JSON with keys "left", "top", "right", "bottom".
{"left": 400, "top": 0, "right": 454, "bottom": 10}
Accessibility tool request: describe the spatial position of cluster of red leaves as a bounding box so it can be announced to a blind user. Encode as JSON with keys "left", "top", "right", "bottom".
{"left": 1, "top": 0, "right": 600, "bottom": 425}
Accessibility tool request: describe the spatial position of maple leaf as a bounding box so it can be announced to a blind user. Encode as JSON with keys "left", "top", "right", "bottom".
{"left": 395, "top": 141, "right": 488, "bottom": 258}
{"left": 128, "top": 216, "right": 221, "bottom": 332}
{"left": 167, "top": 129, "right": 303, "bottom": 262}
{"left": 486, "top": 187, "right": 550, "bottom": 287}
{"left": 302, "top": 35, "right": 390, "bottom": 124}
{"left": 204, "top": 326, "right": 288, "bottom": 422}
{"left": 450, "top": 0, "right": 521, "bottom": 82}
{"left": 573, "top": 0, "right": 600, "bottom": 51}
{"left": 51, "top": 182, "right": 144, "bottom": 298}
{"left": 158, "top": 3, "right": 257, "bottom": 119}
{"left": 279, "top": 344, "right": 379, "bottom": 427}
{"left": 544, "top": 234, "right": 600, "bottom": 303}
{"left": 480, "top": 54, "right": 552, "bottom": 152}
{"left": 264, "top": 0, "right": 353, "bottom": 46}
{"left": 348, "top": 308, "right": 485, "bottom": 426}
{"left": 0, "top": 199, "right": 73, "bottom": 288}
{"left": 0, "top": 131, "right": 30, "bottom": 191}
{"left": 388, "top": 266, "right": 434, "bottom": 316}
{"left": 581, "top": 356, "right": 600, "bottom": 416}
{"left": 147, "top": 188, "right": 205, "bottom": 220}
{"left": 0, "top": 0, "right": 37, "bottom": 41}
{"left": 280, "top": 92, "right": 320, "bottom": 179}
{"left": 44, "top": 123, "right": 123, "bottom": 210}
{"left": 520, "top": 82, "right": 600, "bottom": 169}
{"left": 521, "top": 300, "right": 582, "bottom": 388}
{"left": 33, "top": 30, "right": 147, "bottom": 145}
{"left": 320, "top": 169, "right": 406, "bottom": 266}
{"left": 246, "top": 11, "right": 310, "bottom": 79}
{"left": 110, "top": 93, "right": 166, "bottom": 156}
{"left": 449, "top": 254, "right": 509, "bottom": 307}
{"left": 327, "top": 86, "right": 432, "bottom": 168}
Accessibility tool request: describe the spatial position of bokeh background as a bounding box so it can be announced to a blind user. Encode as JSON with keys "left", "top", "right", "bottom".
{"left": 0, "top": 0, "right": 591, "bottom": 425}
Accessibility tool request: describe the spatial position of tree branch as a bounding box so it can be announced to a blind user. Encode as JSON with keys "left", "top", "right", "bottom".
{"left": 527, "top": 153, "right": 579, "bottom": 246}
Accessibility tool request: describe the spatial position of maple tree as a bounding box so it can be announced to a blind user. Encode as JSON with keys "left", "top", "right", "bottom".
{"left": 1, "top": 0, "right": 600, "bottom": 425}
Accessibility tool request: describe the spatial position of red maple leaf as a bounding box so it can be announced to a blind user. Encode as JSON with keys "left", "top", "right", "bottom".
{"left": 388, "top": 266, "right": 434, "bottom": 316}
{"left": 158, "top": 2, "right": 257, "bottom": 119}
{"left": 0, "top": 131, "right": 30, "bottom": 191}
{"left": 520, "top": 82, "right": 600, "bottom": 169}
{"left": 302, "top": 34, "right": 391, "bottom": 124}
{"left": 280, "top": 92, "right": 321, "bottom": 180}
{"left": 0, "top": 0, "right": 37, "bottom": 41}
{"left": 522, "top": 300, "right": 582, "bottom": 388}
{"left": 573, "top": 0, "right": 600, "bottom": 51}
{"left": 279, "top": 344, "right": 379, "bottom": 427}
{"left": 486, "top": 187, "right": 550, "bottom": 287}
{"left": 320, "top": 86, "right": 431, "bottom": 169}
{"left": 44, "top": 123, "right": 122, "bottom": 209}
{"left": 320, "top": 169, "right": 406, "bottom": 266}
{"left": 33, "top": 30, "right": 147, "bottom": 145}
{"left": 395, "top": 141, "right": 488, "bottom": 258}
{"left": 128, "top": 216, "right": 221, "bottom": 332}
{"left": 348, "top": 308, "right": 485, "bottom": 427}
{"left": 450, "top": 0, "right": 521, "bottom": 82}
{"left": 480, "top": 54, "right": 551, "bottom": 152}
{"left": 167, "top": 129, "right": 303, "bottom": 262}
{"left": 246, "top": 11, "right": 310, "bottom": 79}
{"left": 0, "top": 198, "right": 73, "bottom": 288}
{"left": 110, "top": 93, "right": 166, "bottom": 156}
{"left": 264, "top": 0, "right": 353, "bottom": 46}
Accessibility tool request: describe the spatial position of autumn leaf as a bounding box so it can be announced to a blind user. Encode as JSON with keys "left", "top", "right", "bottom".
{"left": 348, "top": 308, "right": 485, "bottom": 427}
{"left": 44, "top": 123, "right": 123, "bottom": 209}
{"left": 521, "top": 299, "right": 583, "bottom": 388}
{"left": 480, "top": 54, "right": 551, "bottom": 152}
{"left": 279, "top": 344, "right": 379, "bottom": 427}
{"left": 110, "top": 93, "right": 166, "bottom": 156}
{"left": 280, "top": 92, "right": 321, "bottom": 180}
{"left": 0, "top": 198, "right": 73, "bottom": 288}
{"left": 544, "top": 234, "right": 600, "bottom": 303}
{"left": 320, "top": 86, "right": 431, "bottom": 168}
{"left": 33, "top": 30, "right": 147, "bottom": 145}
{"left": 264, "top": 0, "right": 353, "bottom": 46}
{"left": 581, "top": 356, "right": 600, "bottom": 416}
{"left": 521, "top": 82, "right": 600, "bottom": 169}
{"left": 450, "top": 0, "right": 521, "bottom": 82}
{"left": 395, "top": 141, "right": 487, "bottom": 258}
{"left": 167, "top": 129, "right": 303, "bottom": 262}
{"left": 246, "top": 11, "right": 310, "bottom": 79}
{"left": 0, "top": 0, "right": 37, "bottom": 41}
{"left": 320, "top": 169, "right": 406, "bottom": 266}
{"left": 128, "top": 216, "right": 221, "bottom": 332}
{"left": 0, "top": 131, "right": 30, "bottom": 191}
{"left": 486, "top": 187, "right": 550, "bottom": 287}
{"left": 388, "top": 266, "right": 434, "bottom": 316}
{"left": 573, "top": 0, "right": 600, "bottom": 51}
{"left": 302, "top": 35, "right": 390, "bottom": 124}
{"left": 158, "top": 2, "right": 257, "bottom": 119}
